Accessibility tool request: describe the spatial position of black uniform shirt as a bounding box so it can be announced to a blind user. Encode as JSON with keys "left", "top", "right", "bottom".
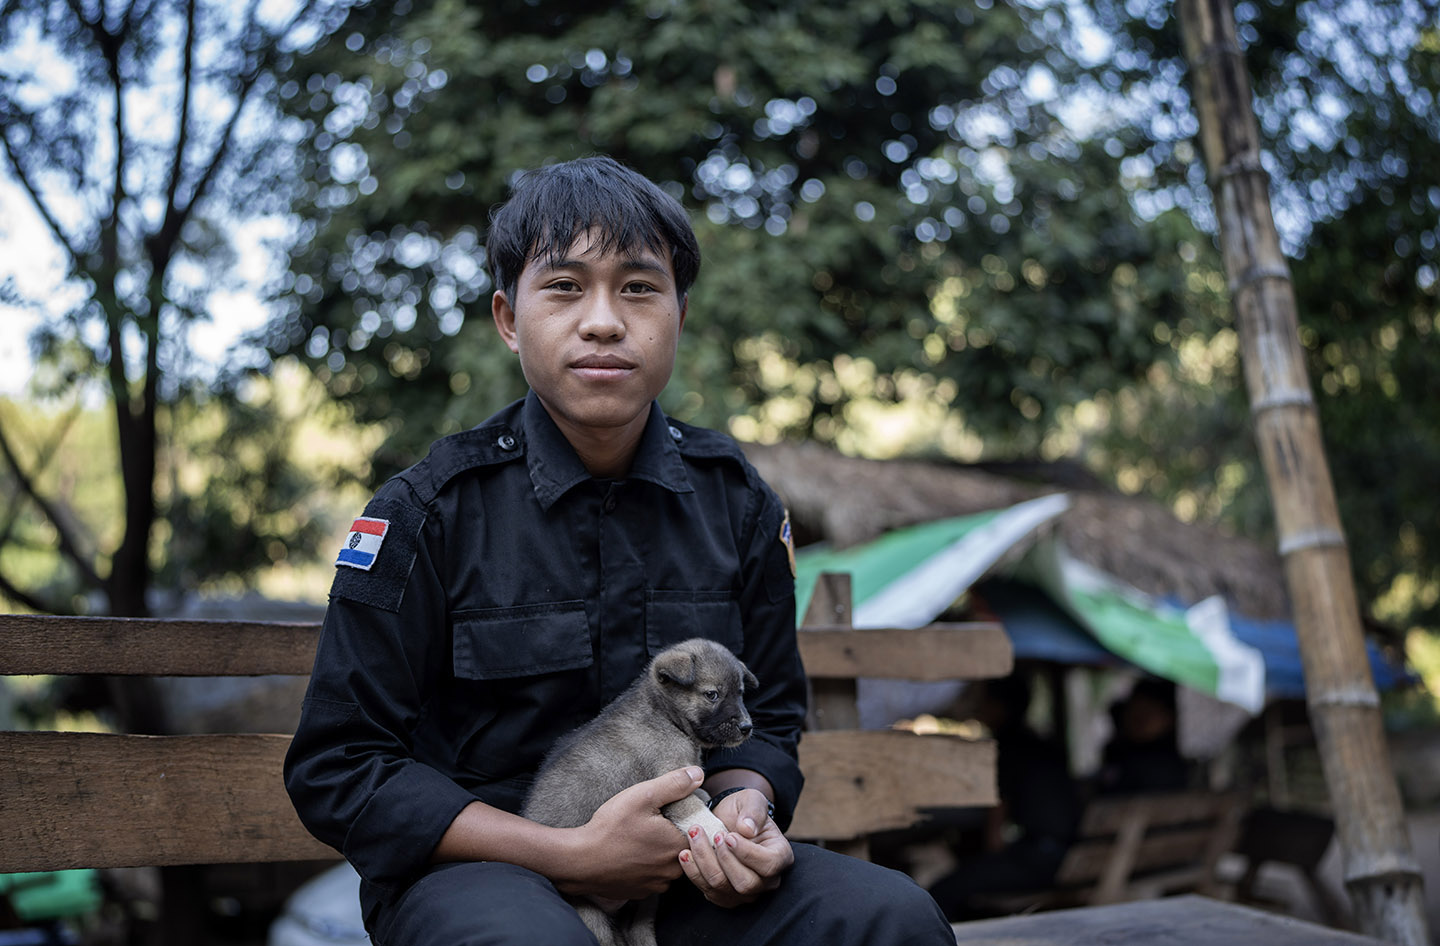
{"left": 283, "top": 392, "right": 807, "bottom": 898}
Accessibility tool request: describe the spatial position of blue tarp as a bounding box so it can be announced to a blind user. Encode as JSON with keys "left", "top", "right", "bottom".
{"left": 974, "top": 579, "right": 1122, "bottom": 667}
{"left": 977, "top": 578, "right": 1412, "bottom": 699}
{"left": 1226, "top": 611, "right": 1413, "bottom": 699}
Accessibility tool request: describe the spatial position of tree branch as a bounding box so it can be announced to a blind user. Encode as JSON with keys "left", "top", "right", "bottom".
{"left": 103, "top": 13, "right": 126, "bottom": 263}
{"left": 0, "top": 418, "right": 105, "bottom": 592}
{"left": 62, "top": 0, "right": 93, "bottom": 32}
{"left": 0, "top": 132, "right": 83, "bottom": 271}
{"left": 0, "top": 566, "right": 66, "bottom": 616}
{"left": 161, "top": 0, "right": 196, "bottom": 232}
{"left": 171, "top": 0, "right": 320, "bottom": 227}
{"left": 0, "top": 402, "right": 82, "bottom": 550}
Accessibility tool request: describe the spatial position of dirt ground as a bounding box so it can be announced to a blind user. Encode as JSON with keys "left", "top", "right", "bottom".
{"left": 1238, "top": 806, "right": 1440, "bottom": 943}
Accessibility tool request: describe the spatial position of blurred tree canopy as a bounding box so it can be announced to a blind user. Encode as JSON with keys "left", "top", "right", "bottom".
{"left": 0, "top": 0, "right": 351, "bottom": 614}
{"left": 265, "top": 0, "right": 1221, "bottom": 471}
{"left": 259, "top": 0, "right": 1440, "bottom": 632}
{"left": 1080, "top": 0, "right": 1440, "bottom": 630}
{"left": 1, "top": 0, "right": 1435, "bottom": 639}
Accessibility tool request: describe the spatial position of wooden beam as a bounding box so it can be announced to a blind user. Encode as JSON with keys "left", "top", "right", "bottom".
{"left": 789, "top": 730, "right": 995, "bottom": 841}
{"left": 1077, "top": 791, "right": 1239, "bottom": 836}
{"left": 0, "top": 614, "right": 1015, "bottom": 683}
{"left": 802, "top": 573, "right": 861, "bottom": 731}
{"left": 1177, "top": 0, "right": 1426, "bottom": 940}
{"left": 2, "top": 727, "right": 997, "bottom": 871}
{"left": 0, "top": 731, "right": 335, "bottom": 872}
{"left": 798, "top": 623, "right": 1011, "bottom": 681}
{"left": 0, "top": 614, "right": 320, "bottom": 676}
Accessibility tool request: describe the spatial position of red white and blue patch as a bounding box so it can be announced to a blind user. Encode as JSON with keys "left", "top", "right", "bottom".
{"left": 336, "top": 516, "right": 390, "bottom": 571}
{"left": 780, "top": 512, "right": 796, "bottom": 578}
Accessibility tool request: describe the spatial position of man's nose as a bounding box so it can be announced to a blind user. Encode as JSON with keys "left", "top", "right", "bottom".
{"left": 578, "top": 295, "right": 625, "bottom": 339}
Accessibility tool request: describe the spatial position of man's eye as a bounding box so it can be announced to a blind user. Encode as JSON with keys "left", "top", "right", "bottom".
{"left": 547, "top": 279, "right": 580, "bottom": 291}
{"left": 623, "top": 282, "right": 657, "bottom": 294}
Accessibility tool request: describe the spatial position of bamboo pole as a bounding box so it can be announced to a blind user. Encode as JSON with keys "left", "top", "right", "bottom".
{"left": 1176, "top": 1, "right": 1428, "bottom": 941}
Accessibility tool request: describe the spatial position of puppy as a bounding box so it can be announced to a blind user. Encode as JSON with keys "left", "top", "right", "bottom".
{"left": 521, "top": 637, "right": 758, "bottom": 946}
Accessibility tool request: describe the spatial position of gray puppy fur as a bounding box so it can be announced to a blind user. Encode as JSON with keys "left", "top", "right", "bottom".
{"left": 521, "top": 637, "right": 758, "bottom": 946}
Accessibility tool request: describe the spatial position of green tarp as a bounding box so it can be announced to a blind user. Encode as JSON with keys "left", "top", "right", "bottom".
{"left": 793, "top": 494, "right": 1267, "bottom": 713}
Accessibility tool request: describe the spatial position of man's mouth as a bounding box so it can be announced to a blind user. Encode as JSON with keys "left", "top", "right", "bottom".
{"left": 570, "top": 354, "right": 636, "bottom": 378}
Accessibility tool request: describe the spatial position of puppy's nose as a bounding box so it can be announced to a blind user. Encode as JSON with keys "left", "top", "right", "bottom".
{"left": 738, "top": 721, "right": 753, "bottom": 736}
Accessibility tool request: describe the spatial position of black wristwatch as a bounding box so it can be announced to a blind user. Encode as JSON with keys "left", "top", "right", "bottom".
{"left": 706, "top": 786, "right": 776, "bottom": 821}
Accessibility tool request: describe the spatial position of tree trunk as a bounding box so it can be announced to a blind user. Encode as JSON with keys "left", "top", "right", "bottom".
{"left": 1176, "top": 1, "right": 1428, "bottom": 942}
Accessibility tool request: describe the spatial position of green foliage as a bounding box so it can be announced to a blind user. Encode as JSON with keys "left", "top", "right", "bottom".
{"left": 0, "top": 362, "right": 383, "bottom": 615}
{"left": 1074, "top": 0, "right": 1440, "bottom": 631}
{"left": 265, "top": 0, "right": 1209, "bottom": 473}
{"left": 155, "top": 361, "right": 385, "bottom": 596}
{"left": 0, "top": 399, "right": 120, "bottom": 614}
{"left": 0, "top": 0, "right": 353, "bottom": 614}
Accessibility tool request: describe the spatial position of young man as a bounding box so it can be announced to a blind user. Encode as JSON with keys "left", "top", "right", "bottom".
{"left": 284, "top": 156, "right": 955, "bottom": 945}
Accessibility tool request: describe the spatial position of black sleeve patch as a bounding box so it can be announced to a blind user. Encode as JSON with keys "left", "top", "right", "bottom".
{"left": 329, "top": 497, "right": 428, "bottom": 613}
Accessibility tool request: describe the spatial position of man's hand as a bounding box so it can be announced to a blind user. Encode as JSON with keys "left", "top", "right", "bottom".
{"left": 678, "top": 787, "right": 794, "bottom": 907}
{"left": 560, "top": 766, "right": 701, "bottom": 900}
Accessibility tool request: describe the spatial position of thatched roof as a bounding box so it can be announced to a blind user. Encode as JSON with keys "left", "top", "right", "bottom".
{"left": 742, "top": 441, "right": 1290, "bottom": 621}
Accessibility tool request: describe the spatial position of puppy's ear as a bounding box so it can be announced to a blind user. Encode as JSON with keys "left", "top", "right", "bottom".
{"left": 655, "top": 650, "right": 697, "bottom": 688}
{"left": 743, "top": 667, "right": 759, "bottom": 691}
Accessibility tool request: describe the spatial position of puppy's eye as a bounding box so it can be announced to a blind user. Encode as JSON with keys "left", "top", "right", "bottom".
{"left": 704, "top": 689, "right": 720, "bottom": 703}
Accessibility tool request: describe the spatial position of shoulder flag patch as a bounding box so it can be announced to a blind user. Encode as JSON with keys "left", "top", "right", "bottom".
{"left": 780, "top": 511, "right": 796, "bottom": 578}
{"left": 337, "top": 516, "right": 390, "bottom": 571}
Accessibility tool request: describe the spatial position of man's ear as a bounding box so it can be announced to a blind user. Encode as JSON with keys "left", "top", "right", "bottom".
{"left": 677, "top": 293, "right": 688, "bottom": 336}
{"left": 492, "top": 290, "right": 520, "bottom": 353}
{"left": 655, "top": 650, "right": 696, "bottom": 688}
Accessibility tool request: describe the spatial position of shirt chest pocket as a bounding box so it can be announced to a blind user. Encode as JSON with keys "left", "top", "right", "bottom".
{"left": 644, "top": 590, "right": 744, "bottom": 656}
{"left": 451, "top": 600, "right": 593, "bottom": 680}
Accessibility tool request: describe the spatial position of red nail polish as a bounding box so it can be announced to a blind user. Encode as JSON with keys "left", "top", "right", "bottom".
{"left": 689, "top": 826, "right": 700, "bottom": 838}
{"left": 714, "top": 833, "right": 724, "bottom": 846}
{"left": 680, "top": 851, "right": 690, "bottom": 863}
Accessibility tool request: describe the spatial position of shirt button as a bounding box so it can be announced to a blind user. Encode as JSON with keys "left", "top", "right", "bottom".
{"left": 603, "top": 494, "right": 617, "bottom": 512}
{"left": 497, "top": 434, "right": 517, "bottom": 451}
{"left": 668, "top": 425, "right": 683, "bottom": 442}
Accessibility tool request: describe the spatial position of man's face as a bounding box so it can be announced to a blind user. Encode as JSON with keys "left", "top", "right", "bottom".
{"left": 492, "top": 229, "right": 686, "bottom": 443}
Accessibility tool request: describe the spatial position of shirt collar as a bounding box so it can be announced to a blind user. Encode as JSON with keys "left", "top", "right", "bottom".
{"left": 521, "top": 391, "right": 694, "bottom": 510}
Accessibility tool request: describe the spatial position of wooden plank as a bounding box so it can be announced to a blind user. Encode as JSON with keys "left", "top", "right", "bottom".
{"left": 798, "top": 623, "right": 1012, "bottom": 681}
{"left": 1058, "top": 827, "right": 1221, "bottom": 887}
{"left": 0, "top": 613, "right": 1012, "bottom": 682}
{"left": 791, "top": 730, "right": 995, "bottom": 841}
{"left": 1092, "top": 807, "right": 1148, "bottom": 904}
{"left": 3, "top": 728, "right": 995, "bottom": 870}
{"left": 0, "top": 615, "right": 320, "bottom": 676}
{"left": 0, "top": 731, "right": 335, "bottom": 872}
{"left": 802, "top": 573, "right": 862, "bottom": 731}
{"left": 950, "top": 895, "right": 1390, "bottom": 945}
{"left": 1078, "top": 791, "right": 1240, "bottom": 836}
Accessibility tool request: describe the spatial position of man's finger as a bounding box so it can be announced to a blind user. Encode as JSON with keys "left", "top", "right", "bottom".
{"left": 628, "top": 766, "right": 705, "bottom": 811}
{"left": 714, "top": 834, "right": 765, "bottom": 894}
{"left": 688, "top": 828, "right": 732, "bottom": 887}
{"left": 722, "top": 832, "right": 786, "bottom": 878}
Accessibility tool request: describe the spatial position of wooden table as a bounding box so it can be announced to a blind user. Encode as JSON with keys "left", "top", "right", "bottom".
{"left": 949, "top": 895, "right": 1386, "bottom": 945}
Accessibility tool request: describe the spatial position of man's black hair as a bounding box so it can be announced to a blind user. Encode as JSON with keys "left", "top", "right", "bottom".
{"left": 487, "top": 156, "right": 701, "bottom": 303}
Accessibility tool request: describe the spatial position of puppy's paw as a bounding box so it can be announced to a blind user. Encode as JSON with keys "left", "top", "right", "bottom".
{"left": 674, "top": 802, "right": 729, "bottom": 847}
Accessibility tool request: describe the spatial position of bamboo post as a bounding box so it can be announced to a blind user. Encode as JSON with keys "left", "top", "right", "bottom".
{"left": 1177, "top": 1, "right": 1428, "bottom": 941}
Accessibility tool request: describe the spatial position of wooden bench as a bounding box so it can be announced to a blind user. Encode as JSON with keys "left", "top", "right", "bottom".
{"left": 977, "top": 789, "right": 1245, "bottom": 913}
{"left": 793, "top": 572, "right": 1009, "bottom": 856}
{"left": 0, "top": 604, "right": 1010, "bottom": 874}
